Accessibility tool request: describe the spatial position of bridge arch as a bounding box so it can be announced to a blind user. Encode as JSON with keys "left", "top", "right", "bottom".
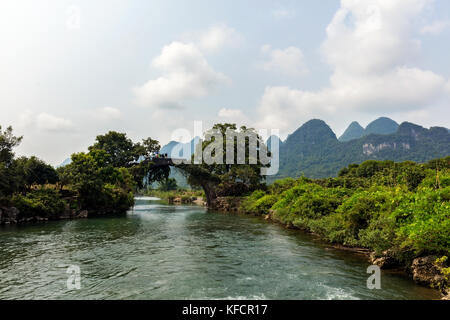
{"left": 142, "top": 157, "right": 218, "bottom": 206}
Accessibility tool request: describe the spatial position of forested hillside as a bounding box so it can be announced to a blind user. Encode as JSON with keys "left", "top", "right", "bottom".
{"left": 274, "top": 119, "right": 450, "bottom": 181}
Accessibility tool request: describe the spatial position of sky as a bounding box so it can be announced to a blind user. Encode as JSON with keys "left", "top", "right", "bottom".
{"left": 1, "top": 0, "right": 450, "bottom": 165}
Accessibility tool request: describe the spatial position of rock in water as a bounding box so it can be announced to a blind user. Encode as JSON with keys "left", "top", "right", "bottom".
{"left": 411, "top": 256, "right": 444, "bottom": 287}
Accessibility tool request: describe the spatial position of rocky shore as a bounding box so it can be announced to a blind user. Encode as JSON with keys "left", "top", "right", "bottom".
{"left": 0, "top": 205, "right": 90, "bottom": 225}
{"left": 168, "top": 196, "right": 206, "bottom": 206}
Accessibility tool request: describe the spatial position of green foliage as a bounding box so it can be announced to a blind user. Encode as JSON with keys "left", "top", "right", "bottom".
{"left": 15, "top": 156, "right": 59, "bottom": 189}
{"left": 393, "top": 187, "right": 450, "bottom": 254}
{"left": 87, "top": 130, "right": 165, "bottom": 188}
{"left": 0, "top": 126, "right": 23, "bottom": 196}
{"left": 270, "top": 182, "right": 349, "bottom": 229}
{"left": 62, "top": 150, "right": 135, "bottom": 212}
{"left": 181, "top": 123, "right": 270, "bottom": 203}
{"left": 11, "top": 188, "right": 67, "bottom": 218}
{"left": 241, "top": 157, "right": 450, "bottom": 260}
{"left": 0, "top": 125, "right": 22, "bottom": 164}
{"left": 88, "top": 131, "right": 138, "bottom": 168}
{"left": 269, "top": 177, "right": 298, "bottom": 194}
{"left": 241, "top": 190, "right": 277, "bottom": 215}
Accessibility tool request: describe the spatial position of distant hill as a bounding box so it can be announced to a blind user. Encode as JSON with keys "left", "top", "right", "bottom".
{"left": 339, "top": 117, "right": 399, "bottom": 142}
{"left": 272, "top": 119, "right": 450, "bottom": 180}
{"left": 57, "top": 157, "right": 72, "bottom": 168}
{"left": 339, "top": 121, "right": 364, "bottom": 142}
{"left": 364, "top": 117, "right": 399, "bottom": 136}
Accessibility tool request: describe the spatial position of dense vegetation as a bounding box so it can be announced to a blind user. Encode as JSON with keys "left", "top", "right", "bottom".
{"left": 0, "top": 126, "right": 166, "bottom": 220}
{"left": 242, "top": 157, "right": 450, "bottom": 264}
{"left": 179, "top": 123, "right": 269, "bottom": 204}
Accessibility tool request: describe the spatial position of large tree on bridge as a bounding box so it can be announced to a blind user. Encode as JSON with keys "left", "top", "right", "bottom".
{"left": 178, "top": 123, "right": 270, "bottom": 205}
{"left": 88, "top": 131, "right": 169, "bottom": 188}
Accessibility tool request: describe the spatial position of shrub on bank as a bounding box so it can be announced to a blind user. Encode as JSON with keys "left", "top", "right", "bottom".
{"left": 393, "top": 186, "right": 450, "bottom": 254}
{"left": 240, "top": 158, "right": 450, "bottom": 260}
{"left": 11, "top": 188, "right": 67, "bottom": 219}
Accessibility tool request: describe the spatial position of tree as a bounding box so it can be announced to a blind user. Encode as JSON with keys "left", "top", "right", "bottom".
{"left": 88, "top": 131, "right": 138, "bottom": 168}
{"left": 0, "top": 125, "right": 23, "bottom": 196}
{"left": 88, "top": 131, "right": 165, "bottom": 189}
{"left": 56, "top": 165, "right": 71, "bottom": 190}
{"left": 62, "top": 150, "right": 135, "bottom": 212}
{"left": 15, "top": 156, "right": 59, "bottom": 190}
{"left": 180, "top": 123, "right": 269, "bottom": 204}
{"left": 0, "top": 125, "right": 22, "bottom": 164}
{"left": 138, "top": 137, "right": 161, "bottom": 159}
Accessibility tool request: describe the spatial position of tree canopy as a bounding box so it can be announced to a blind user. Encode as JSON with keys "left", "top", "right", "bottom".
{"left": 180, "top": 123, "right": 269, "bottom": 203}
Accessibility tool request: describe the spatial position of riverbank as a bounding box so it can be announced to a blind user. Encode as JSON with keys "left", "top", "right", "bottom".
{"left": 0, "top": 204, "right": 126, "bottom": 225}
{"left": 0, "top": 189, "right": 130, "bottom": 225}
{"left": 209, "top": 194, "right": 449, "bottom": 300}
{"left": 142, "top": 189, "right": 206, "bottom": 206}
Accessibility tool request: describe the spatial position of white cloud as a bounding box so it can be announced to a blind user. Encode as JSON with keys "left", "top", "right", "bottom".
{"left": 93, "top": 106, "right": 122, "bottom": 121}
{"left": 218, "top": 108, "right": 244, "bottom": 118}
{"left": 420, "top": 20, "right": 450, "bottom": 35}
{"left": 195, "top": 24, "right": 244, "bottom": 53}
{"left": 321, "top": 0, "right": 429, "bottom": 75}
{"left": 36, "top": 113, "right": 74, "bottom": 132}
{"left": 19, "top": 111, "right": 74, "bottom": 132}
{"left": 256, "top": 0, "right": 449, "bottom": 134}
{"left": 260, "top": 45, "right": 308, "bottom": 76}
{"left": 217, "top": 108, "right": 249, "bottom": 126}
{"left": 133, "top": 41, "right": 230, "bottom": 109}
{"left": 272, "top": 8, "right": 296, "bottom": 20}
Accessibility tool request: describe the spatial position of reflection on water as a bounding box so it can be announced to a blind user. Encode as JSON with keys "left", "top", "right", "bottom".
{"left": 0, "top": 197, "right": 440, "bottom": 300}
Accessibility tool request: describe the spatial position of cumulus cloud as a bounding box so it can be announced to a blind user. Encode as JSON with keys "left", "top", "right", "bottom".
{"left": 195, "top": 24, "right": 244, "bottom": 53}
{"left": 420, "top": 20, "right": 450, "bottom": 35}
{"left": 256, "top": 0, "right": 448, "bottom": 134}
{"left": 218, "top": 108, "right": 248, "bottom": 124}
{"left": 133, "top": 41, "right": 230, "bottom": 109}
{"left": 260, "top": 45, "right": 308, "bottom": 76}
{"left": 36, "top": 113, "right": 74, "bottom": 132}
{"left": 18, "top": 111, "right": 74, "bottom": 132}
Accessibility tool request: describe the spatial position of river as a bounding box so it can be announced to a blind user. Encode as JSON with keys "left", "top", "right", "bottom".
{"left": 0, "top": 197, "right": 440, "bottom": 300}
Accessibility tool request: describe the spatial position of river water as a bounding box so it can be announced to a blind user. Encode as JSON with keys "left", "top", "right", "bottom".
{"left": 0, "top": 197, "right": 440, "bottom": 300}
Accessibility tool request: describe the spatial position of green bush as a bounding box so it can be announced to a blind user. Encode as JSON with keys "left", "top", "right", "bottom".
{"left": 240, "top": 190, "right": 268, "bottom": 214}
{"left": 240, "top": 157, "right": 450, "bottom": 258}
{"left": 11, "top": 188, "right": 67, "bottom": 218}
{"left": 269, "top": 177, "right": 297, "bottom": 195}
{"left": 270, "top": 183, "right": 349, "bottom": 228}
{"left": 393, "top": 187, "right": 450, "bottom": 254}
{"left": 242, "top": 158, "right": 450, "bottom": 259}
{"left": 252, "top": 195, "right": 278, "bottom": 214}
